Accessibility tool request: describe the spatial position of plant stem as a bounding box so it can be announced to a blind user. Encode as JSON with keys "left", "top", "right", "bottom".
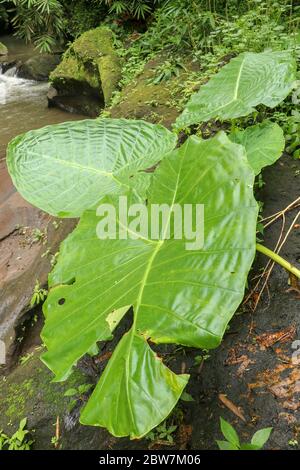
{"left": 256, "top": 243, "right": 300, "bottom": 279}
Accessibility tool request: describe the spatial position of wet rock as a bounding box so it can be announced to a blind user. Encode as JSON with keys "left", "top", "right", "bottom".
{"left": 17, "top": 54, "right": 61, "bottom": 81}
{"left": 0, "top": 350, "right": 102, "bottom": 450}
{"left": 0, "top": 60, "right": 18, "bottom": 74}
{"left": 0, "top": 160, "right": 77, "bottom": 368}
{"left": 0, "top": 41, "right": 8, "bottom": 56}
{"left": 48, "top": 27, "right": 121, "bottom": 116}
{"left": 0, "top": 215, "right": 77, "bottom": 369}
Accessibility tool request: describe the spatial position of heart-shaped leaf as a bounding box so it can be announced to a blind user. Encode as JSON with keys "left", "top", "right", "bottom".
{"left": 41, "top": 132, "right": 258, "bottom": 438}
{"left": 7, "top": 118, "right": 177, "bottom": 217}
{"left": 229, "top": 121, "right": 285, "bottom": 175}
{"left": 175, "top": 51, "right": 296, "bottom": 129}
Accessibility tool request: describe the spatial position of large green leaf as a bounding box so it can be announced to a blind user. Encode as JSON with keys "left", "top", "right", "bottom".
{"left": 41, "top": 132, "right": 258, "bottom": 438}
{"left": 175, "top": 51, "right": 296, "bottom": 129}
{"left": 229, "top": 121, "right": 285, "bottom": 175}
{"left": 7, "top": 118, "right": 177, "bottom": 217}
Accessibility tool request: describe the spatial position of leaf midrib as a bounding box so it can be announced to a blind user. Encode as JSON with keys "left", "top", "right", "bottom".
{"left": 123, "top": 143, "right": 188, "bottom": 429}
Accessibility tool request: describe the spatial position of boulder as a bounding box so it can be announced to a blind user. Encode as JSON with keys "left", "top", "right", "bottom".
{"left": 48, "top": 27, "right": 121, "bottom": 117}
{"left": 0, "top": 41, "right": 8, "bottom": 56}
{"left": 17, "top": 54, "right": 61, "bottom": 81}
{"left": 0, "top": 211, "right": 76, "bottom": 369}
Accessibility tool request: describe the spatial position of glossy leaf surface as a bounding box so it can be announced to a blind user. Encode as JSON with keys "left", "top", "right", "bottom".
{"left": 41, "top": 132, "right": 258, "bottom": 437}
{"left": 7, "top": 118, "right": 177, "bottom": 217}
{"left": 175, "top": 51, "right": 296, "bottom": 129}
{"left": 230, "top": 121, "right": 285, "bottom": 175}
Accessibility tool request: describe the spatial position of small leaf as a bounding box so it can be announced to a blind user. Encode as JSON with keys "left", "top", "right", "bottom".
{"left": 216, "top": 440, "right": 239, "bottom": 450}
{"left": 229, "top": 121, "right": 285, "bottom": 175}
{"left": 64, "top": 388, "right": 77, "bottom": 397}
{"left": 240, "top": 443, "right": 261, "bottom": 450}
{"left": 168, "top": 425, "right": 178, "bottom": 433}
{"left": 220, "top": 417, "right": 240, "bottom": 447}
{"left": 181, "top": 391, "right": 195, "bottom": 402}
{"left": 78, "top": 384, "right": 93, "bottom": 394}
{"left": 68, "top": 399, "right": 77, "bottom": 412}
{"left": 19, "top": 418, "right": 27, "bottom": 431}
{"left": 251, "top": 427, "right": 272, "bottom": 448}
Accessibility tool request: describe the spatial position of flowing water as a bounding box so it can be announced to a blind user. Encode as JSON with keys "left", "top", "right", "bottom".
{"left": 0, "top": 36, "right": 84, "bottom": 158}
{"left": 0, "top": 36, "right": 84, "bottom": 238}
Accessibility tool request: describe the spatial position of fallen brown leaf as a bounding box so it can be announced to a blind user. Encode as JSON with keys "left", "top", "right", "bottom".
{"left": 218, "top": 393, "right": 246, "bottom": 422}
{"left": 255, "top": 325, "right": 296, "bottom": 350}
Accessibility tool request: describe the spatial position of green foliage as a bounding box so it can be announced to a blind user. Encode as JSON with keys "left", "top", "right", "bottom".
{"left": 30, "top": 280, "right": 48, "bottom": 308}
{"left": 146, "top": 420, "right": 178, "bottom": 444}
{"left": 98, "top": 0, "right": 164, "bottom": 20}
{"left": 149, "top": 59, "right": 187, "bottom": 84}
{"left": 1, "top": 0, "right": 65, "bottom": 52}
{"left": 60, "top": 0, "right": 107, "bottom": 38}
{"left": 118, "top": 0, "right": 299, "bottom": 96}
{"left": 0, "top": 418, "right": 34, "bottom": 450}
{"left": 121, "top": 0, "right": 298, "bottom": 62}
{"left": 7, "top": 119, "right": 176, "bottom": 217}
{"left": 229, "top": 121, "right": 285, "bottom": 175}
{"left": 3, "top": 0, "right": 300, "bottom": 442}
{"left": 64, "top": 383, "right": 93, "bottom": 412}
{"left": 217, "top": 417, "right": 272, "bottom": 450}
{"left": 207, "top": 1, "right": 299, "bottom": 56}
{"left": 272, "top": 84, "right": 300, "bottom": 159}
{"left": 9, "top": 127, "right": 259, "bottom": 437}
{"left": 175, "top": 51, "right": 296, "bottom": 129}
{"left": 7, "top": 44, "right": 294, "bottom": 437}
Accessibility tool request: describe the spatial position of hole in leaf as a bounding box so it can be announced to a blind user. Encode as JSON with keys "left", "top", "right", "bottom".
{"left": 58, "top": 298, "right": 65, "bottom": 305}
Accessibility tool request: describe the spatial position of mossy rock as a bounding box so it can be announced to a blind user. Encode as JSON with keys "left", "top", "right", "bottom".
{"left": 109, "top": 55, "right": 199, "bottom": 129}
{"left": 71, "top": 26, "right": 115, "bottom": 62}
{"left": 0, "top": 349, "right": 100, "bottom": 449}
{"left": 49, "top": 27, "right": 121, "bottom": 116}
{"left": 0, "top": 41, "right": 8, "bottom": 56}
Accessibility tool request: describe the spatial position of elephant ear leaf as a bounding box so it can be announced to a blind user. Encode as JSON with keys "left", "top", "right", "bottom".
{"left": 175, "top": 51, "right": 296, "bottom": 129}
{"left": 7, "top": 118, "right": 177, "bottom": 217}
{"left": 229, "top": 121, "right": 285, "bottom": 175}
{"left": 41, "top": 132, "right": 258, "bottom": 438}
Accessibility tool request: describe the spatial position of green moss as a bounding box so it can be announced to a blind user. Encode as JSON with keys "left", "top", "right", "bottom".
{"left": 97, "top": 54, "right": 121, "bottom": 105}
{"left": 71, "top": 26, "right": 115, "bottom": 62}
{"left": 50, "top": 55, "right": 100, "bottom": 91}
{"left": 0, "top": 350, "right": 88, "bottom": 432}
{"left": 109, "top": 56, "right": 187, "bottom": 128}
{"left": 49, "top": 26, "right": 121, "bottom": 108}
{"left": 0, "top": 41, "right": 8, "bottom": 55}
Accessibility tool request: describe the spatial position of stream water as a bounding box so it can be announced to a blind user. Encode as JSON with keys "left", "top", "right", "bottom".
{"left": 0, "top": 36, "right": 83, "bottom": 158}
{"left": 0, "top": 36, "right": 84, "bottom": 238}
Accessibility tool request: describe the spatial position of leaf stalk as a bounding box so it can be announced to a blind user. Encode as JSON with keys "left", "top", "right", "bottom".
{"left": 256, "top": 243, "right": 300, "bottom": 279}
